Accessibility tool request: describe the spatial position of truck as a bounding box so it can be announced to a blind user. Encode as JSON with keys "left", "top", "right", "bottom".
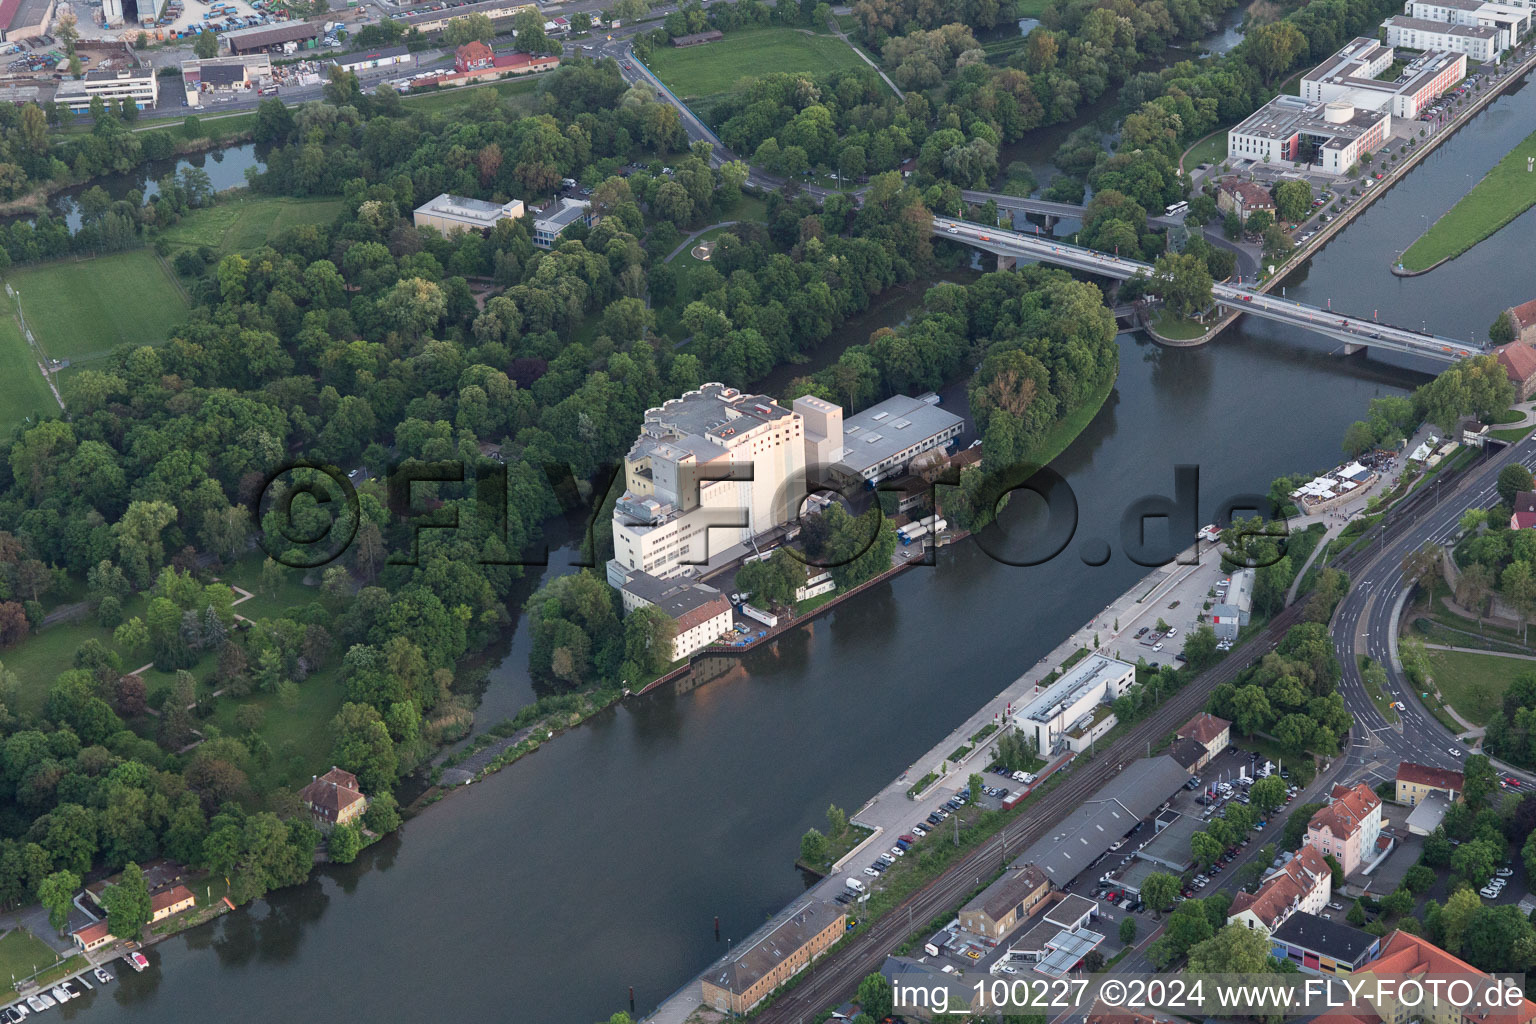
{"left": 897, "top": 522, "right": 928, "bottom": 545}
{"left": 741, "top": 604, "right": 778, "bottom": 629}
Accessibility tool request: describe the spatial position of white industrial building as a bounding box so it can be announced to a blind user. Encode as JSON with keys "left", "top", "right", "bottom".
{"left": 54, "top": 64, "right": 159, "bottom": 112}
{"left": 1015, "top": 655, "right": 1136, "bottom": 756}
{"left": 1301, "top": 38, "right": 1466, "bottom": 117}
{"left": 832, "top": 393, "right": 964, "bottom": 486}
{"left": 607, "top": 384, "right": 810, "bottom": 586}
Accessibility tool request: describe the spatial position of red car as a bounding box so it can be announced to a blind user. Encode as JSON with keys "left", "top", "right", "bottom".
{"left": 1507, "top": 777, "right": 1522, "bottom": 787}
{"left": 979, "top": 234, "right": 991, "bottom": 241}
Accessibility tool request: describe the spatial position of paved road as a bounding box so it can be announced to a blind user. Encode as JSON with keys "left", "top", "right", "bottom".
{"left": 1329, "top": 433, "right": 1536, "bottom": 779}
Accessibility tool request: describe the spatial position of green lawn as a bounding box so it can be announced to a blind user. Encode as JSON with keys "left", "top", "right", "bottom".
{"left": 1183, "top": 131, "right": 1229, "bottom": 170}
{"left": 1426, "top": 648, "right": 1536, "bottom": 725}
{"left": 1151, "top": 310, "right": 1209, "bottom": 339}
{"left": 646, "top": 27, "right": 868, "bottom": 99}
{"left": 0, "top": 301, "right": 61, "bottom": 431}
{"left": 0, "top": 928, "right": 63, "bottom": 983}
{"left": 157, "top": 196, "right": 345, "bottom": 256}
{"left": 399, "top": 76, "right": 544, "bottom": 116}
{"left": 6, "top": 251, "right": 189, "bottom": 365}
{"left": 208, "top": 663, "right": 346, "bottom": 791}
{"left": 1401, "top": 127, "right": 1536, "bottom": 271}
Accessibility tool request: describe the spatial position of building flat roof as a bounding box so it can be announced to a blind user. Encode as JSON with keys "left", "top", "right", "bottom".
{"left": 1231, "top": 94, "right": 1390, "bottom": 147}
{"left": 339, "top": 44, "right": 409, "bottom": 64}
{"left": 1305, "top": 39, "right": 1464, "bottom": 102}
{"left": 1019, "top": 654, "right": 1135, "bottom": 727}
{"left": 415, "top": 192, "right": 522, "bottom": 228}
{"left": 835, "top": 394, "right": 963, "bottom": 475}
{"left": 1271, "top": 911, "right": 1380, "bottom": 964}
{"left": 1386, "top": 14, "right": 1498, "bottom": 36}
{"left": 536, "top": 197, "right": 591, "bottom": 231}
{"left": 84, "top": 65, "right": 154, "bottom": 82}
{"left": 1133, "top": 812, "right": 1202, "bottom": 870}
{"left": 1036, "top": 928, "right": 1105, "bottom": 977}
{"left": 224, "top": 20, "right": 321, "bottom": 50}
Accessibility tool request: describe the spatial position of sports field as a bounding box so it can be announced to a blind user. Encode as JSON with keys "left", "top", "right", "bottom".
{"left": 7, "top": 251, "right": 189, "bottom": 365}
{"left": 647, "top": 27, "right": 867, "bottom": 98}
{"left": 0, "top": 302, "right": 61, "bottom": 430}
{"left": 1401, "top": 127, "right": 1536, "bottom": 271}
{"left": 157, "top": 195, "right": 345, "bottom": 255}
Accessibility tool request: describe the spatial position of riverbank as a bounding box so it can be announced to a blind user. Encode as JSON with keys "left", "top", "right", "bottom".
{"left": 641, "top": 532, "right": 1220, "bottom": 1023}
{"left": 1202, "top": 43, "right": 1536, "bottom": 339}
{"left": 1398, "top": 123, "right": 1536, "bottom": 273}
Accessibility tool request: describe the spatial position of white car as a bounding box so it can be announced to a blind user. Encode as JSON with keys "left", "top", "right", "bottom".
{"left": 1153, "top": 642, "right": 1164, "bottom": 651}
{"left": 1012, "top": 771, "right": 1028, "bottom": 783}
{"left": 1166, "top": 627, "right": 1178, "bottom": 637}
{"left": 889, "top": 846, "right": 904, "bottom": 857}
{"left": 864, "top": 867, "right": 879, "bottom": 877}
{"left": 1449, "top": 746, "right": 1464, "bottom": 757}
{"left": 1497, "top": 868, "right": 1514, "bottom": 877}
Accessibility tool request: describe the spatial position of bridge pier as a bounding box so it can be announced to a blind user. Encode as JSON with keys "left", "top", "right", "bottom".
{"left": 997, "top": 254, "right": 1016, "bottom": 272}
{"left": 1043, "top": 214, "right": 1057, "bottom": 232}
{"left": 1341, "top": 342, "right": 1366, "bottom": 356}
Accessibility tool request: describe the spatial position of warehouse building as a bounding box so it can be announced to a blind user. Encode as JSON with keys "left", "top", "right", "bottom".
{"left": 957, "top": 863, "right": 1050, "bottom": 941}
{"left": 1014, "top": 755, "right": 1191, "bottom": 886}
{"left": 413, "top": 193, "right": 525, "bottom": 235}
{"left": 0, "top": 0, "right": 55, "bottom": 41}
{"left": 181, "top": 54, "right": 272, "bottom": 105}
{"left": 1227, "top": 94, "right": 1391, "bottom": 175}
{"left": 700, "top": 900, "right": 845, "bottom": 1016}
{"left": 223, "top": 20, "right": 322, "bottom": 55}
{"left": 1301, "top": 38, "right": 1467, "bottom": 117}
{"left": 334, "top": 45, "right": 411, "bottom": 71}
{"left": 401, "top": 0, "right": 534, "bottom": 34}
{"left": 832, "top": 393, "right": 964, "bottom": 486}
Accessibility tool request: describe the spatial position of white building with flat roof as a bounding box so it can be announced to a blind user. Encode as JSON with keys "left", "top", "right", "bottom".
{"left": 1016, "top": 655, "right": 1136, "bottom": 756}
{"left": 1301, "top": 38, "right": 1466, "bottom": 117}
{"left": 1384, "top": 15, "right": 1502, "bottom": 61}
{"left": 833, "top": 393, "right": 964, "bottom": 486}
{"left": 1399, "top": 0, "right": 1529, "bottom": 51}
{"left": 413, "top": 194, "right": 525, "bottom": 235}
{"left": 56, "top": 64, "right": 159, "bottom": 112}
{"left": 1228, "top": 94, "right": 1391, "bottom": 174}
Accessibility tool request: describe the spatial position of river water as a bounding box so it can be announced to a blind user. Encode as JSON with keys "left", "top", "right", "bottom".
{"left": 52, "top": 71, "right": 1536, "bottom": 1024}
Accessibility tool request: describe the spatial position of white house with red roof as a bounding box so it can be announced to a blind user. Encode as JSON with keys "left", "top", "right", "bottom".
{"left": 1305, "top": 783, "right": 1383, "bottom": 876}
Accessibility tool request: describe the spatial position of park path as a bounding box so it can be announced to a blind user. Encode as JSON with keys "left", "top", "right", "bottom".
{"left": 1285, "top": 519, "right": 1345, "bottom": 607}
{"left": 815, "top": 19, "right": 905, "bottom": 100}
{"left": 1424, "top": 643, "right": 1536, "bottom": 661}
{"left": 664, "top": 221, "right": 743, "bottom": 263}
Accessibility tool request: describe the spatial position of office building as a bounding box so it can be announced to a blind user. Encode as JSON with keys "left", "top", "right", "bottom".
{"left": 1400, "top": 0, "right": 1530, "bottom": 51}
{"left": 1015, "top": 655, "right": 1136, "bottom": 756}
{"left": 1228, "top": 95, "right": 1390, "bottom": 175}
{"left": 533, "top": 197, "right": 593, "bottom": 248}
{"left": 1302, "top": 38, "right": 1467, "bottom": 117}
{"left": 1384, "top": 16, "right": 1501, "bottom": 61}
{"left": 55, "top": 63, "right": 160, "bottom": 112}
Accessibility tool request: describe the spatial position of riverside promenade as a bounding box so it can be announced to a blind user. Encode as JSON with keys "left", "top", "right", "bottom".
{"left": 641, "top": 538, "right": 1225, "bottom": 1024}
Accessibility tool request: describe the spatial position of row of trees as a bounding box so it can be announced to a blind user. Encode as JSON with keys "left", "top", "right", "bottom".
{"left": 1206, "top": 622, "right": 1353, "bottom": 757}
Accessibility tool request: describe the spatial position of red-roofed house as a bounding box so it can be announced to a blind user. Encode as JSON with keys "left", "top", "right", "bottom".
{"left": 1306, "top": 783, "right": 1383, "bottom": 876}
{"left": 1175, "top": 712, "right": 1231, "bottom": 770}
{"left": 1509, "top": 298, "right": 1536, "bottom": 345}
{"left": 1512, "top": 491, "right": 1536, "bottom": 530}
{"left": 72, "top": 920, "right": 115, "bottom": 953}
{"left": 1358, "top": 930, "right": 1536, "bottom": 1024}
{"left": 300, "top": 766, "right": 369, "bottom": 828}
{"left": 150, "top": 884, "right": 196, "bottom": 923}
{"left": 1495, "top": 343, "right": 1536, "bottom": 401}
{"left": 1216, "top": 179, "right": 1276, "bottom": 219}
{"left": 1395, "top": 762, "right": 1463, "bottom": 807}
{"left": 1228, "top": 843, "right": 1332, "bottom": 934}
{"left": 455, "top": 40, "right": 494, "bottom": 72}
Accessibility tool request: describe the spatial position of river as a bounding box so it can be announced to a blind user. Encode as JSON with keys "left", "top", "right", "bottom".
{"left": 52, "top": 69, "right": 1536, "bottom": 1024}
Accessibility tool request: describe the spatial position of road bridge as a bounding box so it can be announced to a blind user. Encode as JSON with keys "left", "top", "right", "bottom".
{"left": 937, "top": 217, "right": 1482, "bottom": 363}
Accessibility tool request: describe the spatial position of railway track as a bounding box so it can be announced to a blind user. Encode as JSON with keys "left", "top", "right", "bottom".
{"left": 755, "top": 602, "right": 1307, "bottom": 1023}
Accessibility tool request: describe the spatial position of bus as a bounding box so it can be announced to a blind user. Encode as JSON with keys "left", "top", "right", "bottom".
{"left": 1165, "top": 201, "right": 1189, "bottom": 216}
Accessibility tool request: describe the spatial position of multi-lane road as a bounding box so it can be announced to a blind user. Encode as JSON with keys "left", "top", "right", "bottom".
{"left": 1330, "top": 433, "right": 1536, "bottom": 779}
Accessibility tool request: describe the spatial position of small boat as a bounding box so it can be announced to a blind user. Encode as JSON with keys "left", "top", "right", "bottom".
{"left": 34, "top": 993, "right": 54, "bottom": 1009}
{"left": 125, "top": 951, "right": 149, "bottom": 972}
{"left": 23, "top": 997, "right": 45, "bottom": 1013}
{"left": 47, "top": 989, "right": 68, "bottom": 1004}
{"left": 2, "top": 1006, "right": 22, "bottom": 1022}
{"left": 93, "top": 968, "right": 112, "bottom": 985}
{"left": 61, "top": 981, "right": 83, "bottom": 998}
{"left": 13, "top": 1003, "right": 30, "bottom": 1018}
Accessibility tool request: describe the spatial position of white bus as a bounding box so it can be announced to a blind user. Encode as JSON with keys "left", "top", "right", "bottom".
{"left": 1165, "top": 201, "right": 1189, "bottom": 216}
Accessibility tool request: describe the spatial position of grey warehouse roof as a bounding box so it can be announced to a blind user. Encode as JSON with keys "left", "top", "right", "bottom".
{"left": 835, "top": 394, "right": 962, "bottom": 475}
{"left": 1014, "top": 755, "right": 1191, "bottom": 885}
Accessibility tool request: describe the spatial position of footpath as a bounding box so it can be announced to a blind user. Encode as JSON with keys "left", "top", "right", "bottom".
{"left": 641, "top": 539, "right": 1229, "bottom": 1024}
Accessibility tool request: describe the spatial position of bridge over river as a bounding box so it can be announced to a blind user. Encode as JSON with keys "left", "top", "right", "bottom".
{"left": 938, "top": 217, "right": 1482, "bottom": 363}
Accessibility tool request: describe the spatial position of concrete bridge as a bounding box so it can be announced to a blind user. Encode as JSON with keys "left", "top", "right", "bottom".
{"left": 937, "top": 217, "right": 1482, "bottom": 363}
{"left": 959, "top": 190, "right": 1181, "bottom": 230}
